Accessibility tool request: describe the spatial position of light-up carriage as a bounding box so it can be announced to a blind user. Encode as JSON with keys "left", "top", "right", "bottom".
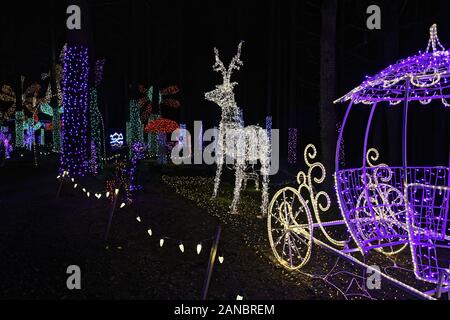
{"left": 268, "top": 25, "right": 450, "bottom": 295}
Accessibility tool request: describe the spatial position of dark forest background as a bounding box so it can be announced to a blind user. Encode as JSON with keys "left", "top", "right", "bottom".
{"left": 1, "top": 0, "right": 450, "bottom": 174}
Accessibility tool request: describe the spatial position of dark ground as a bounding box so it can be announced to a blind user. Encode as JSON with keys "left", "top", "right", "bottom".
{"left": 0, "top": 153, "right": 435, "bottom": 300}
{"left": 0, "top": 155, "right": 317, "bottom": 299}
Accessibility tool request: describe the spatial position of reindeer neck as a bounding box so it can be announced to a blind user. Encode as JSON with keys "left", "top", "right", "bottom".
{"left": 220, "top": 104, "right": 241, "bottom": 127}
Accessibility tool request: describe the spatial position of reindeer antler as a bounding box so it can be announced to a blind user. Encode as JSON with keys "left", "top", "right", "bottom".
{"left": 212, "top": 41, "right": 245, "bottom": 85}
{"left": 227, "top": 41, "right": 244, "bottom": 79}
{"left": 213, "top": 48, "right": 227, "bottom": 77}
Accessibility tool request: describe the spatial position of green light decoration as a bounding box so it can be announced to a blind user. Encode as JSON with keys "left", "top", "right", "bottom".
{"left": 40, "top": 129, "right": 45, "bottom": 146}
{"left": 15, "top": 111, "right": 24, "bottom": 148}
{"left": 147, "top": 114, "right": 159, "bottom": 158}
{"left": 147, "top": 86, "right": 153, "bottom": 101}
{"left": 40, "top": 103, "right": 63, "bottom": 117}
{"left": 40, "top": 103, "right": 62, "bottom": 152}
{"left": 89, "top": 88, "right": 105, "bottom": 169}
{"left": 127, "top": 100, "right": 144, "bottom": 147}
{"left": 52, "top": 112, "right": 62, "bottom": 153}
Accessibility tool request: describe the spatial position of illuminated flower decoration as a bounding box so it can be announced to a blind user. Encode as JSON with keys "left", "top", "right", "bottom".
{"left": 144, "top": 118, "right": 179, "bottom": 134}
{"left": 0, "top": 85, "right": 16, "bottom": 121}
{"left": 138, "top": 85, "right": 153, "bottom": 122}
{"left": 45, "top": 123, "right": 53, "bottom": 131}
{"left": 160, "top": 85, "right": 181, "bottom": 109}
{"left": 23, "top": 83, "right": 43, "bottom": 115}
{"left": 0, "top": 81, "right": 42, "bottom": 122}
{"left": 40, "top": 103, "right": 63, "bottom": 117}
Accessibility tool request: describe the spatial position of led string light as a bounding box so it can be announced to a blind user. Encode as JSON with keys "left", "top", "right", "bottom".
{"left": 147, "top": 114, "right": 159, "bottom": 158}
{"left": 60, "top": 45, "right": 90, "bottom": 177}
{"left": 0, "top": 80, "right": 42, "bottom": 123}
{"left": 0, "top": 131, "right": 12, "bottom": 159}
{"left": 139, "top": 219, "right": 224, "bottom": 260}
{"left": 333, "top": 24, "right": 450, "bottom": 292}
{"left": 89, "top": 88, "right": 106, "bottom": 170}
{"left": 129, "top": 142, "right": 146, "bottom": 191}
{"left": 57, "top": 171, "right": 128, "bottom": 209}
{"left": 205, "top": 41, "right": 271, "bottom": 216}
{"left": 126, "top": 100, "right": 144, "bottom": 148}
{"left": 15, "top": 111, "right": 24, "bottom": 148}
{"left": 41, "top": 47, "right": 66, "bottom": 153}
{"left": 335, "top": 24, "right": 450, "bottom": 107}
{"left": 288, "top": 128, "right": 297, "bottom": 164}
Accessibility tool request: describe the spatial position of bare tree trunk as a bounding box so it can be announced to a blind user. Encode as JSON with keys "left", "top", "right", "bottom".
{"left": 50, "top": 0, "right": 61, "bottom": 152}
{"left": 319, "top": 0, "right": 338, "bottom": 178}
{"left": 383, "top": 1, "right": 401, "bottom": 166}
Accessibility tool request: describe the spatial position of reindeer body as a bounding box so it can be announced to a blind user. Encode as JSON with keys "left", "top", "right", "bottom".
{"left": 205, "top": 42, "right": 270, "bottom": 216}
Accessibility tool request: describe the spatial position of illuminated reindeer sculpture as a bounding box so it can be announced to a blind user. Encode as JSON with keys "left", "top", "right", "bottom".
{"left": 205, "top": 42, "right": 271, "bottom": 216}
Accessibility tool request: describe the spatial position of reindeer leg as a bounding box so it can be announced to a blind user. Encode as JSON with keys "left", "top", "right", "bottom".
{"left": 212, "top": 132, "right": 225, "bottom": 199}
{"left": 230, "top": 165, "right": 244, "bottom": 215}
{"left": 259, "top": 172, "right": 269, "bottom": 219}
{"left": 259, "top": 147, "right": 271, "bottom": 219}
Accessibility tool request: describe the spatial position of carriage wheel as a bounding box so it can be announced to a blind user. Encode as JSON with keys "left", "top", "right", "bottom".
{"left": 356, "top": 184, "right": 408, "bottom": 256}
{"left": 267, "top": 187, "right": 314, "bottom": 270}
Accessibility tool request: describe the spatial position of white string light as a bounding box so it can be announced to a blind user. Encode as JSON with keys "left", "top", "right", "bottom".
{"left": 205, "top": 41, "right": 271, "bottom": 216}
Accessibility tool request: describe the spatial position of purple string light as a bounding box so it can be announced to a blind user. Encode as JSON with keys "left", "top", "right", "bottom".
{"left": 61, "top": 45, "right": 90, "bottom": 177}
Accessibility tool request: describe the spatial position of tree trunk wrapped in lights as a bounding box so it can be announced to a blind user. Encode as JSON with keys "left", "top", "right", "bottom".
{"left": 89, "top": 87, "right": 105, "bottom": 169}
{"left": 60, "top": 45, "right": 90, "bottom": 176}
{"left": 126, "top": 100, "right": 144, "bottom": 148}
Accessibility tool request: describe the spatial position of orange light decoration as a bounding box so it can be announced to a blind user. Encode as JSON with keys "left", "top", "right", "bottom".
{"left": 161, "top": 85, "right": 180, "bottom": 96}
{"left": 162, "top": 98, "right": 181, "bottom": 109}
{"left": 144, "top": 118, "right": 179, "bottom": 134}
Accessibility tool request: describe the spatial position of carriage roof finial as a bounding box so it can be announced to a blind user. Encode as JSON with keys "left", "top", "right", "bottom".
{"left": 426, "top": 24, "right": 446, "bottom": 53}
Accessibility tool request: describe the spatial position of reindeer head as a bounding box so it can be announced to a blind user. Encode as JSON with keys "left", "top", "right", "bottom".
{"left": 205, "top": 42, "right": 244, "bottom": 110}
